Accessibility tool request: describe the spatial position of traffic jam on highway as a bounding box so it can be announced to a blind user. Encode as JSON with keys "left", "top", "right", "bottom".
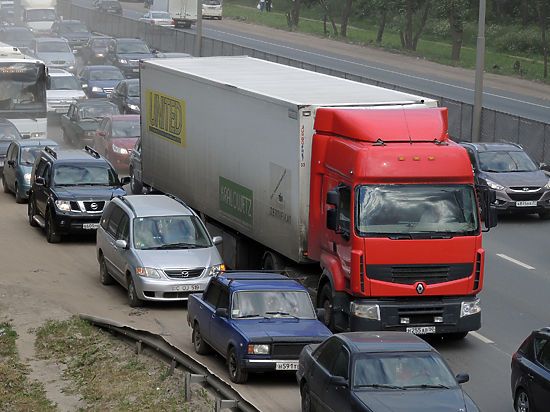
{"left": 1, "top": 0, "right": 550, "bottom": 411}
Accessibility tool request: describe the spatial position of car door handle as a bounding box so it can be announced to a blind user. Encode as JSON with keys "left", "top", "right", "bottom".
{"left": 527, "top": 373, "right": 535, "bottom": 380}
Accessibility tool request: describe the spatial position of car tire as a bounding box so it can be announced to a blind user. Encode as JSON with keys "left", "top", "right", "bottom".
{"left": 192, "top": 322, "right": 211, "bottom": 355}
{"left": 2, "top": 174, "right": 9, "bottom": 193}
{"left": 99, "top": 255, "right": 114, "bottom": 285}
{"left": 130, "top": 168, "right": 143, "bottom": 194}
{"left": 15, "top": 184, "right": 24, "bottom": 204}
{"left": 319, "top": 283, "right": 335, "bottom": 331}
{"left": 301, "top": 382, "right": 313, "bottom": 412}
{"left": 127, "top": 276, "right": 143, "bottom": 307}
{"left": 45, "top": 209, "right": 61, "bottom": 243}
{"left": 515, "top": 388, "right": 530, "bottom": 412}
{"left": 28, "top": 196, "right": 38, "bottom": 227}
{"left": 227, "top": 346, "right": 248, "bottom": 384}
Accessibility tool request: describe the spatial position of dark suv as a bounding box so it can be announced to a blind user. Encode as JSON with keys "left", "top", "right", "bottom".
{"left": 105, "top": 38, "right": 154, "bottom": 78}
{"left": 460, "top": 142, "right": 550, "bottom": 219}
{"left": 28, "top": 146, "right": 129, "bottom": 243}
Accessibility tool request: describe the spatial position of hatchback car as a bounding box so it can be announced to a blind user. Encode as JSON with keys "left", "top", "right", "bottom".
{"left": 511, "top": 327, "right": 550, "bottom": 412}
{"left": 46, "top": 68, "right": 86, "bottom": 115}
{"left": 50, "top": 19, "right": 92, "bottom": 51}
{"left": 93, "top": 114, "right": 140, "bottom": 174}
{"left": 78, "top": 65, "right": 125, "bottom": 98}
{"left": 29, "top": 37, "right": 76, "bottom": 74}
{"left": 461, "top": 142, "right": 550, "bottom": 219}
{"left": 297, "top": 332, "right": 479, "bottom": 412}
{"left": 2, "top": 139, "right": 58, "bottom": 203}
{"left": 139, "top": 10, "right": 174, "bottom": 26}
{"left": 106, "top": 38, "right": 154, "bottom": 78}
{"left": 108, "top": 78, "right": 140, "bottom": 114}
{"left": 96, "top": 194, "right": 224, "bottom": 307}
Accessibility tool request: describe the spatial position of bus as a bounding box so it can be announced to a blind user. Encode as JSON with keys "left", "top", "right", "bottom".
{"left": 0, "top": 43, "right": 47, "bottom": 138}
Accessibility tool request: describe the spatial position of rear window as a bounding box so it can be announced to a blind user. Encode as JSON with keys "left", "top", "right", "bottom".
{"left": 111, "top": 119, "right": 140, "bottom": 137}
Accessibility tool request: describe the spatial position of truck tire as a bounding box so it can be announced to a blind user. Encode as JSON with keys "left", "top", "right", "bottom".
{"left": 130, "top": 168, "right": 143, "bottom": 194}
{"left": 262, "top": 251, "right": 285, "bottom": 271}
{"left": 227, "top": 346, "right": 248, "bottom": 384}
{"left": 192, "top": 323, "right": 211, "bottom": 355}
{"left": 28, "top": 196, "right": 38, "bottom": 227}
{"left": 318, "top": 283, "right": 336, "bottom": 331}
{"left": 45, "top": 209, "right": 61, "bottom": 243}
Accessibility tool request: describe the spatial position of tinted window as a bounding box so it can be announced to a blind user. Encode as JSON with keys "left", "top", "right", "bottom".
{"left": 107, "top": 205, "right": 123, "bottom": 237}
{"left": 111, "top": 119, "right": 140, "bottom": 137}
{"left": 100, "top": 201, "right": 115, "bottom": 230}
{"left": 315, "top": 338, "right": 342, "bottom": 371}
{"left": 218, "top": 287, "right": 229, "bottom": 309}
{"left": 331, "top": 346, "right": 350, "bottom": 379}
{"left": 89, "top": 70, "right": 124, "bottom": 81}
{"left": 133, "top": 215, "right": 212, "bottom": 250}
{"left": 53, "top": 164, "right": 119, "bottom": 186}
{"left": 49, "top": 76, "right": 81, "bottom": 91}
{"left": 204, "top": 281, "right": 221, "bottom": 307}
{"left": 117, "top": 212, "right": 130, "bottom": 242}
{"left": 535, "top": 337, "right": 550, "bottom": 369}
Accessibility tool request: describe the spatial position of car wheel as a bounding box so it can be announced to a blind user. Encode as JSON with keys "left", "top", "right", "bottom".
{"left": 192, "top": 322, "right": 211, "bottom": 355}
{"left": 127, "top": 276, "right": 143, "bottom": 307}
{"left": 45, "top": 209, "right": 61, "bottom": 243}
{"left": 130, "top": 168, "right": 143, "bottom": 194}
{"left": 515, "top": 388, "right": 530, "bottom": 412}
{"left": 319, "top": 283, "right": 335, "bottom": 331}
{"left": 301, "top": 382, "right": 313, "bottom": 412}
{"left": 99, "top": 255, "right": 114, "bottom": 285}
{"left": 28, "top": 196, "right": 38, "bottom": 227}
{"left": 2, "top": 174, "right": 10, "bottom": 193}
{"left": 15, "top": 184, "right": 24, "bottom": 204}
{"left": 227, "top": 347, "right": 248, "bottom": 384}
{"left": 539, "top": 210, "right": 550, "bottom": 220}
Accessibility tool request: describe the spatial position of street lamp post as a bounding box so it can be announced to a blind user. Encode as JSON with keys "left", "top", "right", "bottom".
{"left": 472, "top": 0, "right": 486, "bottom": 142}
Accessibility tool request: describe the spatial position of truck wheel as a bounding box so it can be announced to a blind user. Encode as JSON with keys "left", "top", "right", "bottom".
{"left": 28, "top": 196, "right": 38, "bottom": 227}
{"left": 262, "top": 251, "right": 284, "bottom": 271}
{"left": 301, "top": 382, "right": 313, "bottom": 412}
{"left": 99, "top": 255, "right": 114, "bottom": 285}
{"left": 319, "top": 283, "right": 335, "bottom": 331}
{"left": 45, "top": 210, "right": 61, "bottom": 243}
{"left": 227, "top": 347, "right": 248, "bottom": 383}
{"left": 127, "top": 276, "right": 143, "bottom": 307}
{"left": 192, "top": 323, "right": 211, "bottom": 355}
{"left": 130, "top": 168, "right": 143, "bottom": 194}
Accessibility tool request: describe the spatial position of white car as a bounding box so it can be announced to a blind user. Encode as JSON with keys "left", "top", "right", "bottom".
{"left": 139, "top": 10, "right": 175, "bottom": 26}
{"left": 202, "top": 0, "right": 222, "bottom": 19}
{"left": 46, "top": 69, "right": 86, "bottom": 115}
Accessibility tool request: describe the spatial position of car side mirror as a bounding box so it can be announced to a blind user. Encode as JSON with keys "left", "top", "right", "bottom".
{"left": 456, "top": 373, "right": 469, "bottom": 384}
{"left": 115, "top": 239, "right": 128, "bottom": 249}
{"left": 540, "top": 162, "right": 550, "bottom": 173}
{"left": 315, "top": 308, "right": 325, "bottom": 324}
{"left": 98, "top": 131, "right": 106, "bottom": 136}
{"left": 329, "top": 376, "right": 348, "bottom": 387}
{"left": 212, "top": 236, "right": 222, "bottom": 245}
{"left": 120, "top": 176, "right": 131, "bottom": 185}
{"left": 35, "top": 177, "right": 45, "bottom": 185}
{"left": 215, "top": 308, "right": 228, "bottom": 318}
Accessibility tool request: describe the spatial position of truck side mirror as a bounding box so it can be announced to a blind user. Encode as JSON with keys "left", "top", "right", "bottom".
{"left": 35, "top": 177, "right": 45, "bottom": 185}
{"left": 327, "top": 208, "right": 338, "bottom": 231}
{"left": 326, "top": 189, "right": 339, "bottom": 206}
{"left": 485, "top": 205, "right": 498, "bottom": 230}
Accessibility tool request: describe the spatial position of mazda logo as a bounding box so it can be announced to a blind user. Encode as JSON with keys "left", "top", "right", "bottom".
{"left": 181, "top": 271, "right": 189, "bottom": 277}
{"left": 416, "top": 283, "right": 425, "bottom": 295}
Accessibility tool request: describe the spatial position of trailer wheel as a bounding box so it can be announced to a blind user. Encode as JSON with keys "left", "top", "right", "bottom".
{"left": 319, "top": 283, "right": 335, "bottom": 331}
{"left": 262, "top": 251, "right": 284, "bottom": 271}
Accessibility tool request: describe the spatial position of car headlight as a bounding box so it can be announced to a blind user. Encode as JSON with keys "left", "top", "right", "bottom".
{"left": 95, "top": 52, "right": 104, "bottom": 57}
{"left": 206, "top": 264, "right": 225, "bottom": 277}
{"left": 460, "top": 298, "right": 481, "bottom": 317}
{"left": 112, "top": 144, "right": 128, "bottom": 154}
{"left": 84, "top": 131, "right": 95, "bottom": 137}
{"left": 136, "top": 267, "right": 162, "bottom": 278}
{"left": 127, "top": 103, "right": 140, "bottom": 111}
{"left": 55, "top": 200, "right": 71, "bottom": 211}
{"left": 24, "top": 173, "right": 31, "bottom": 183}
{"left": 31, "top": 132, "right": 45, "bottom": 138}
{"left": 247, "top": 344, "right": 269, "bottom": 355}
{"left": 544, "top": 179, "right": 550, "bottom": 190}
{"left": 350, "top": 302, "right": 380, "bottom": 320}
{"left": 68, "top": 65, "right": 75, "bottom": 71}
{"left": 118, "top": 58, "right": 128, "bottom": 64}
{"left": 91, "top": 86, "right": 103, "bottom": 93}
{"left": 485, "top": 178, "right": 505, "bottom": 191}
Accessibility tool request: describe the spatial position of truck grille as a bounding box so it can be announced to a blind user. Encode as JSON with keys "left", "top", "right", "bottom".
{"left": 271, "top": 343, "right": 307, "bottom": 359}
{"left": 397, "top": 305, "right": 444, "bottom": 325}
{"left": 366, "top": 263, "right": 473, "bottom": 285}
{"left": 508, "top": 193, "right": 542, "bottom": 201}
{"left": 164, "top": 268, "right": 204, "bottom": 279}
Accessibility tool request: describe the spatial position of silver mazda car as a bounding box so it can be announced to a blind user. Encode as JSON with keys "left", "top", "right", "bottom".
{"left": 96, "top": 194, "right": 224, "bottom": 307}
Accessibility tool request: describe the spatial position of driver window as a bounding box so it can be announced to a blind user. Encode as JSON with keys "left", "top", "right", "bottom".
{"left": 117, "top": 212, "right": 130, "bottom": 242}
{"left": 331, "top": 346, "right": 350, "bottom": 379}
{"left": 315, "top": 338, "right": 342, "bottom": 372}
{"left": 338, "top": 185, "right": 351, "bottom": 234}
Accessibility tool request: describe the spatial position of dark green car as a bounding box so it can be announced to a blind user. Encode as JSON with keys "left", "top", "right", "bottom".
{"left": 60, "top": 100, "right": 120, "bottom": 147}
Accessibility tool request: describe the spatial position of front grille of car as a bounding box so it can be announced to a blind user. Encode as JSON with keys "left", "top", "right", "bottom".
{"left": 510, "top": 186, "right": 541, "bottom": 191}
{"left": 69, "top": 201, "right": 105, "bottom": 213}
{"left": 271, "top": 343, "right": 308, "bottom": 359}
{"left": 508, "top": 193, "right": 542, "bottom": 201}
{"left": 103, "top": 87, "right": 114, "bottom": 95}
{"left": 129, "top": 59, "right": 139, "bottom": 66}
{"left": 51, "top": 60, "right": 66, "bottom": 65}
{"left": 397, "top": 305, "right": 444, "bottom": 325}
{"left": 164, "top": 268, "right": 204, "bottom": 279}
{"left": 366, "top": 263, "right": 473, "bottom": 285}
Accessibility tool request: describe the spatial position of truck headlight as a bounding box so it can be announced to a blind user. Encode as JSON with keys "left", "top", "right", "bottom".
{"left": 206, "top": 264, "right": 225, "bottom": 277}
{"left": 460, "top": 298, "right": 481, "bottom": 317}
{"left": 248, "top": 344, "right": 269, "bottom": 355}
{"left": 112, "top": 144, "right": 128, "bottom": 154}
{"left": 136, "top": 267, "right": 162, "bottom": 278}
{"left": 55, "top": 200, "right": 71, "bottom": 211}
{"left": 350, "top": 302, "right": 380, "bottom": 320}
{"left": 485, "top": 178, "right": 504, "bottom": 191}
{"left": 127, "top": 104, "right": 140, "bottom": 112}
{"left": 118, "top": 58, "right": 128, "bottom": 64}
{"left": 91, "top": 86, "right": 103, "bottom": 93}
{"left": 31, "top": 132, "right": 45, "bottom": 138}
{"left": 24, "top": 173, "right": 31, "bottom": 183}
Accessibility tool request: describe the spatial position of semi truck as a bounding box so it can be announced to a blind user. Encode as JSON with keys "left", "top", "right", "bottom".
{"left": 136, "top": 56, "right": 497, "bottom": 337}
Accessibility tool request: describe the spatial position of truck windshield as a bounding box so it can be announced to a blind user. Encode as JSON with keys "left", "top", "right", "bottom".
{"left": 26, "top": 9, "right": 56, "bottom": 21}
{"left": 356, "top": 184, "right": 479, "bottom": 238}
{"left": 231, "top": 290, "right": 316, "bottom": 319}
{"left": 0, "top": 62, "right": 47, "bottom": 116}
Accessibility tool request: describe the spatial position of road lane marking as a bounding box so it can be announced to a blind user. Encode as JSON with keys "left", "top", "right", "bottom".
{"left": 496, "top": 254, "right": 535, "bottom": 270}
{"left": 470, "top": 331, "right": 494, "bottom": 344}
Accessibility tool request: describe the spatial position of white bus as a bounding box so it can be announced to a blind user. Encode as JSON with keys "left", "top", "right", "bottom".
{"left": 0, "top": 43, "right": 47, "bottom": 138}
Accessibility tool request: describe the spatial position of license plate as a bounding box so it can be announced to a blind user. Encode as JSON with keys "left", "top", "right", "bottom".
{"left": 132, "top": 68, "right": 139, "bottom": 72}
{"left": 516, "top": 201, "right": 537, "bottom": 207}
{"left": 83, "top": 223, "right": 99, "bottom": 229}
{"left": 275, "top": 361, "right": 299, "bottom": 371}
{"left": 171, "top": 284, "right": 200, "bottom": 292}
{"left": 406, "top": 326, "right": 436, "bottom": 335}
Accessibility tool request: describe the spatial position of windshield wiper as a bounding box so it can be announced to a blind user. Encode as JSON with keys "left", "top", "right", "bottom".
{"left": 387, "top": 233, "right": 412, "bottom": 240}
{"left": 402, "top": 384, "right": 450, "bottom": 389}
{"left": 236, "top": 314, "right": 265, "bottom": 319}
{"left": 156, "top": 242, "right": 199, "bottom": 249}
{"left": 264, "top": 311, "right": 299, "bottom": 319}
{"left": 356, "top": 384, "right": 405, "bottom": 389}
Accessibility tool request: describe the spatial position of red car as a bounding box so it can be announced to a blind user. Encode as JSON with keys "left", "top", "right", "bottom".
{"left": 93, "top": 115, "right": 140, "bottom": 175}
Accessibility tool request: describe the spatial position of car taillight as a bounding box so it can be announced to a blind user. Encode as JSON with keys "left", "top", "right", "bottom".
{"left": 171, "top": 20, "right": 175, "bottom": 25}
{"left": 511, "top": 351, "right": 517, "bottom": 368}
{"left": 151, "top": 20, "right": 155, "bottom": 24}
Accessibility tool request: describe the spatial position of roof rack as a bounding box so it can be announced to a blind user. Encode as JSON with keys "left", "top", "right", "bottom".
{"left": 44, "top": 146, "right": 57, "bottom": 159}
{"left": 164, "top": 193, "right": 187, "bottom": 207}
{"left": 84, "top": 145, "right": 101, "bottom": 159}
{"left": 117, "top": 195, "right": 136, "bottom": 214}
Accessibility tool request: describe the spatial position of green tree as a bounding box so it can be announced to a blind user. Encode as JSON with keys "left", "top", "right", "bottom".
{"left": 435, "top": 0, "right": 470, "bottom": 60}
{"left": 341, "top": 0, "right": 354, "bottom": 37}
{"left": 398, "top": 0, "right": 432, "bottom": 51}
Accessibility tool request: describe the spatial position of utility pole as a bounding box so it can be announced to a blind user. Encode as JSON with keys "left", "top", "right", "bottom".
{"left": 194, "top": 0, "right": 203, "bottom": 56}
{"left": 472, "top": 0, "right": 486, "bottom": 142}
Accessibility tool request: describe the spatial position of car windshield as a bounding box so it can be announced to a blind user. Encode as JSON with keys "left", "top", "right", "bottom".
{"left": 353, "top": 352, "right": 458, "bottom": 389}
{"left": 53, "top": 164, "right": 118, "bottom": 186}
{"left": 92, "top": 38, "right": 112, "bottom": 47}
{"left": 26, "top": 9, "right": 56, "bottom": 21}
{"left": 133, "top": 215, "right": 212, "bottom": 250}
{"left": 89, "top": 69, "right": 124, "bottom": 81}
{"left": 79, "top": 105, "right": 118, "bottom": 119}
{"left": 127, "top": 83, "right": 140, "bottom": 97}
{"left": 111, "top": 119, "right": 140, "bottom": 137}
{"left": 0, "top": 123, "right": 22, "bottom": 140}
{"left": 231, "top": 290, "right": 316, "bottom": 319}
{"left": 151, "top": 12, "right": 170, "bottom": 18}
{"left": 116, "top": 42, "right": 150, "bottom": 54}
{"left": 60, "top": 23, "right": 89, "bottom": 33}
{"left": 479, "top": 150, "right": 538, "bottom": 173}
{"left": 37, "top": 41, "right": 71, "bottom": 53}
{"left": 50, "top": 75, "right": 80, "bottom": 90}
{"left": 20, "top": 146, "right": 44, "bottom": 165}
{"left": 203, "top": 0, "right": 220, "bottom": 4}
{"left": 2, "top": 29, "right": 34, "bottom": 41}
{"left": 356, "top": 184, "right": 479, "bottom": 238}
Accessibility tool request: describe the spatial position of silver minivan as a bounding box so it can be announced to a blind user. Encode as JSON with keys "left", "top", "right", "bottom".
{"left": 96, "top": 194, "right": 224, "bottom": 307}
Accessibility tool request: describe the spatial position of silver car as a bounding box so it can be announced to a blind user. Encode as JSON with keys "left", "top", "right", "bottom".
{"left": 96, "top": 194, "right": 224, "bottom": 307}
{"left": 30, "top": 37, "right": 76, "bottom": 74}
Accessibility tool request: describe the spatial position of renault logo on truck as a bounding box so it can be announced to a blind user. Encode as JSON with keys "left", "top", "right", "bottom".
{"left": 416, "top": 283, "right": 425, "bottom": 295}
{"left": 146, "top": 89, "right": 186, "bottom": 146}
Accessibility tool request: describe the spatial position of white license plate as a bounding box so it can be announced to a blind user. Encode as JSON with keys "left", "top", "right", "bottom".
{"left": 82, "top": 223, "right": 99, "bottom": 229}
{"left": 171, "top": 284, "right": 200, "bottom": 292}
{"left": 516, "top": 201, "right": 537, "bottom": 207}
{"left": 132, "top": 68, "right": 139, "bottom": 72}
{"left": 406, "top": 326, "right": 436, "bottom": 335}
{"left": 275, "top": 361, "right": 299, "bottom": 371}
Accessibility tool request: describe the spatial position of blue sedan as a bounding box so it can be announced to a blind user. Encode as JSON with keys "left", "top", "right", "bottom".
{"left": 78, "top": 65, "right": 125, "bottom": 98}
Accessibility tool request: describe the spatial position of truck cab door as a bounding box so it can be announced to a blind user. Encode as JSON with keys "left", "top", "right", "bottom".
{"left": 332, "top": 184, "right": 352, "bottom": 281}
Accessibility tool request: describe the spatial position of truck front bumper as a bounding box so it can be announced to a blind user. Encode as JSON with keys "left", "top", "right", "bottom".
{"left": 347, "top": 296, "right": 481, "bottom": 334}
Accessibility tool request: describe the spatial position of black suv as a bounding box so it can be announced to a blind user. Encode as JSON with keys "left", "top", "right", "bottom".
{"left": 106, "top": 38, "right": 154, "bottom": 78}
{"left": 460, "top": 142, "right": 550, "bottom": 219}
{"left": 28, "top": 146, "right": 129, "bottom": 243}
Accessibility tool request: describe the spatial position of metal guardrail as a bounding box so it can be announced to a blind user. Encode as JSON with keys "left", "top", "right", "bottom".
{"left": 58, "top": 0, "right": 550, "bottom": 163}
